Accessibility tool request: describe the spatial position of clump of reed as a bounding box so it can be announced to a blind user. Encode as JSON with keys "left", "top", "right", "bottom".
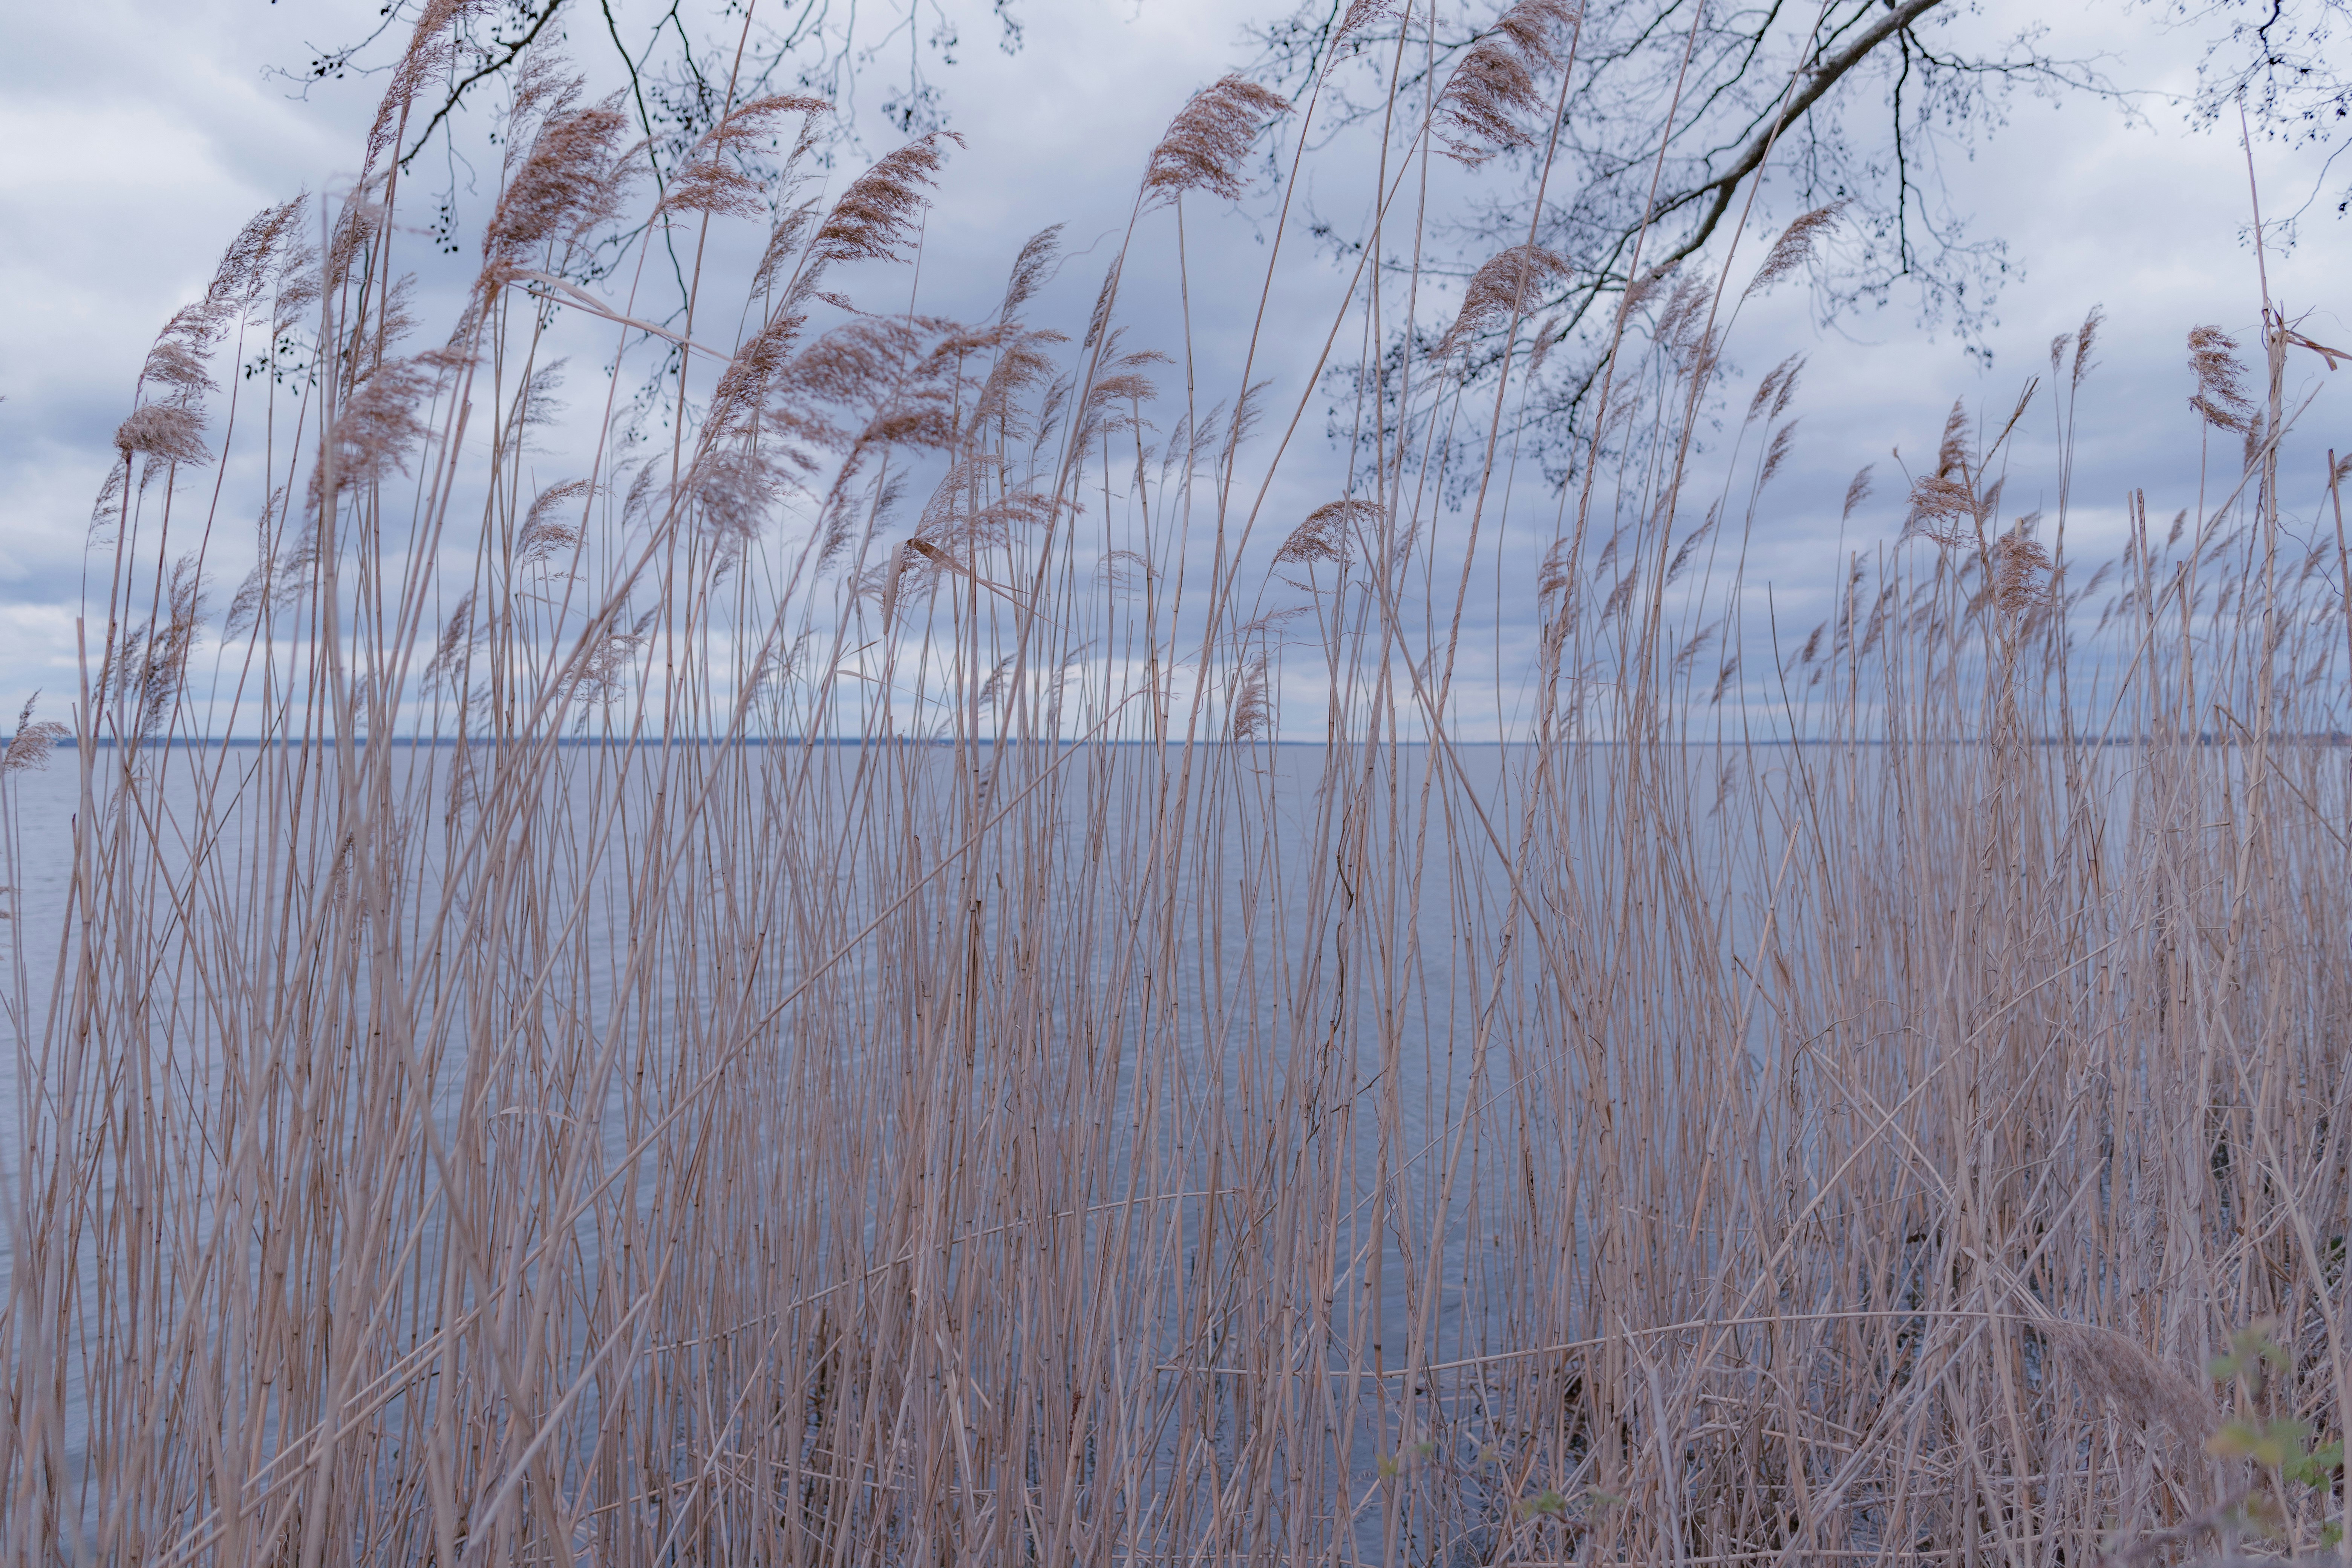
{"left": 3, "top": 2, "right": 2348, "bottom": 1565}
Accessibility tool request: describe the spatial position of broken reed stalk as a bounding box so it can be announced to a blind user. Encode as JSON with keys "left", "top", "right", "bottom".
{"left": 2, "top": 4, "right": 2347, "bottom": 1565}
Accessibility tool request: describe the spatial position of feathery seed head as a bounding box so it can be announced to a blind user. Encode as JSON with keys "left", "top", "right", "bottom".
{"left": 518, "top": 479, "right": 594, "bottom": 570}
{"left": 1221, "top": 378, "right": 1275, "bottom": 472}
{"left": 1747, "top": 354, "right": 1805, "bottom": 424}
{"left": 483, "top": 95, "right": 636, "bottom": 276}
{"left": 1759, "top": 421, "right": 1798, "bottom": 488}
{"left": 1744, "top": 203, "right": 1845, "bottom": 299}
{"left": 1143, "top": 75, "right": 1291, "bottom": 205}
{"left": 1935, "top": 398, "right": 1971, "bottom": 478}
{"left": 692, "top": 93, "right": 831, "bottom": 161}
{"left": 752, "top": 201, "right": 824, "bottom": 299}
{"left": 707, "top": 310, "right": 811, "bottom": 438}
{"left": 1906, "top": 475, "right": 1980, "bottom": 549}
{"left": 2186, "top": 325, "right": 2254, "bottom": 433}
{"left": 1673, "top": 620, "right": 1719, "bottom": 677}
{"left": 1666, "top": 509, "right": 1718, "bottom": 586}
{"left": 1083, "top": 265, "right": 1121, "bottom": 351}
{"left": 2, "top": 697, "right": 68, "bottom": 775}
{"left": 420, "top": 590, "right": 478, "bottom": 695}
{"left": 114, "top": 405, "right": 211, "bottom": 470}
{"left": 1769, "top": 358, "right": 1805, "bottom": 421}
{"left": 681, "top": 447, "right": 788, "bottom": 551}
{"left": 134, "top": 557, "right": 205, "bottom": 742}
{"left": 661, "top": 96, "right": 828, "bottom": 219}
{"left": 1842, "top": 464, "right": 1875, "bottom": 521}
{"left": 207, "top": 199, "right": 307, "bottom": 322}
{"left": 1990, "top": 526, "right": 2052, "bottom": 615}
{"left": 2071, "top": 305, "right": 2103, "bottom": 390}
{"left": 1227, "top": 653, "right": 1273, "bottom": 741}
{"left": 807, "top": 132, "right": 963, "bottom": 276}
{"left": 1600, "top": 567, "right": 1641, "bottom": 625}
{"left": 1620, "top": 261, "right": 1674, "bottom": 320}
{"left": 1435, "top": 0, "right": 1578, "bottom": 167}
{"left": 564, "top": 612, "right": 651, "bottom": 707}
{"left": 1537, "top": 536, "right": 1576, "bottom": 602}
{"left": 1527, "top": 311, "right": 1565, "bottom": 377}
{"left": 969, "top": 329, "right": 1070, "bottom": 440}
{"left": 1333, "top": 0, "right": 1400, "bottom": 48}
{"left": 1000, "top": 225, "right": 1064, "bottom": 323}
{"left": 311, "top": 357, "right": 438, "bottom": 513}
{"left": 2050, "top": 1325, "right": 2214, "bottom": 1439}
{"left": 658, "top": 160, "right": 769, "bottom": 222}
{"left": 325, "top": 196, "right": 392, "bottom": 301}
{"left": 1443, "top": 245, "right": 1571, "bottom": 356}
{"left": 364, "top": 0, "right": 485, "bottom": 173}
{"left": 1652, "top": 275, "right": 1712, "bottom": 357}
{"left": 1276, "top": 498, "right": 1381, "bottom": 566}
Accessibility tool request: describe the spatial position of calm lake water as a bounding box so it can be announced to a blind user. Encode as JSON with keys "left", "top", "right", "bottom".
{"left": 2, "top": 730, "right": 2232, "bottom": 1556}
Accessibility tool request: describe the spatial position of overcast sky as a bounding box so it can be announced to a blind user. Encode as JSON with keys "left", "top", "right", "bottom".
{"left": 2, "top": 0, "right": 2345, "bottom": 738}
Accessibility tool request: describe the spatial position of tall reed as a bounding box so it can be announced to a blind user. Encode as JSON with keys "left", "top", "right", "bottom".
{"left": 4, "top": 4, "right": 2347, "bottom": 1565}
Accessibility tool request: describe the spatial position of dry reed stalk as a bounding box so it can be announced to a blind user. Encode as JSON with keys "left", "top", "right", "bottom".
{"left": 3, "top": 8, "right": 2348, "bottom": 1568}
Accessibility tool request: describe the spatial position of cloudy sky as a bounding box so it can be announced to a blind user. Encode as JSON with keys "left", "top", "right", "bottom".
{"left": 2, "top": 0, "right": 2344, "bottom": 738}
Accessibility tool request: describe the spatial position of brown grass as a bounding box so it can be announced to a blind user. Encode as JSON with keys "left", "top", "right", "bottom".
{"left": 2, "top": 5, "right": 2347, "bottom": 1567}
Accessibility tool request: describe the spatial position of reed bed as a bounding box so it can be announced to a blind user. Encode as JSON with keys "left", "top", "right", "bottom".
{"left": 3, "top": 3, "right": 2348, "bottom": 1564}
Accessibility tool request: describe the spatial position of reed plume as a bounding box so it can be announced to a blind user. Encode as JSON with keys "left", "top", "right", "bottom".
{"left": 1142, "top": 74, "right": 1291, "bottom": 204}
{"left": 805, "top": 131, "right": 963, "bottom": 275}
{"left": 1742, "top": 201, "right": 1845, "bottom": 297}
{"left": 1434, "top": 0, "right": 1578, "bottom": 166}
{"left": 2187, "top": 323, "right": 2256, "bottom": 433}
{"left": 481, "top": 72, "right": 636, "bottom": 283}
{"left": 1842, "top": 462, "right": 1875, "bottom": 519}
{"left": 1275, "top": 496, "right": 1380, "bottom": 565}
{"left": 0, "top": 699, "right": 66, "bottom": 775}
{"left": 659, "top": 94, "right": 831, "bottom": 220}
{"left": 9, "top": 21, "right": 2346, "bottom": 1568}
{"left": 1442, "top": 243, "right": 1571, "bottom": 355}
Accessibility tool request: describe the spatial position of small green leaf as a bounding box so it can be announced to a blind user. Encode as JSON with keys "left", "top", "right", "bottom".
{"left": 2286, "top": 1439, "right": 2343, "bottom": 1486}
{"left": 2209, "top": 1419, "right": 2261, "bottom": 1459}
{"left": 2209, "top": 1416, "right": 2313, "bottom": 1472}
{"left": 2211, "top": 1323, "right": 2289, "bottom": 1384}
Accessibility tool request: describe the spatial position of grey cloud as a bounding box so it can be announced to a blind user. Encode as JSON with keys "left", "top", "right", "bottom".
{"left": 2, "top": 0, "right": 2344, "bottom": 737}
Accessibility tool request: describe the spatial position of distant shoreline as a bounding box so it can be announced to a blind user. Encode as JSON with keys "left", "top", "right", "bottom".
{"left": 49, "top": 733, "right": 2352, "bottom": 748}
